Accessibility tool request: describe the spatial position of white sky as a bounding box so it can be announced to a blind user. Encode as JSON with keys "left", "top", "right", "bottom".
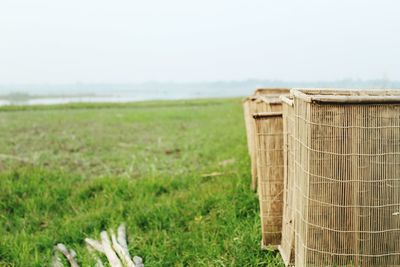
{"left": 0, "top": 0, "right": 399, "bottom": 84}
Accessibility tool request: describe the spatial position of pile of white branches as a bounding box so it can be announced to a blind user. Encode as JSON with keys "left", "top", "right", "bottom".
{"left": 53, "top": 223, "right": 143, "bottom": 267}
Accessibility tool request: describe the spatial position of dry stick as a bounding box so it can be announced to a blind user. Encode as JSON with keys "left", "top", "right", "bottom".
{"left": 133, "top": 256, "right": 144, "bottom": 267}
{"left": 117, "top": 224, "right": 144, "bottom": 267}
{"left": 52, "top": 253, "right": 64, "bottom": 267}
{"left": 94, "top": 259, "right": 105, "bottom": 267}
{"left": 85, "top": 238, "right": 105, "bottom": 254}
{"left": 111, "top": 230, "right": 136, "bottom": 267}
{"left": 55, "top": 244, "right": 80, "bottom": 267}
{"left": 117, "top": 224, "right": 129, "bottom": 256}
{"left": 100, "top": 231, "right": 123, "bottom": 267}
{"left": 70, "top": 249, "right": 77, "bottom": 260}
{"left": 86, "top": 225, "right": 143, "bottom": 266}
{"left": 86, "top": 244, "right": 105, "bottom": 267}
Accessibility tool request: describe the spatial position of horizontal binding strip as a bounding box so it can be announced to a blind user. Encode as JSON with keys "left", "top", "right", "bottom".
{"left": 294, "top": 136, "right": 400, "bottom": 156}
{"left": 294, "top": 182, "right": 400, "bottom": 208}
{"left": 253, "top": 112, "right": 283, "bottom": 119}
{"left": 293, "top": 208, "right": 400, "bottom": 234}
{"left": 294, "top": 234, "right": 400, "bottom": 257}
{"left": 294, "top": 113, "right": 400, "bottom": 129}
{"left": 294, "top": 161, "right": 400, "bottom": 183}
{"left": 243, "top": 95, "right": 283, "bottom": 102}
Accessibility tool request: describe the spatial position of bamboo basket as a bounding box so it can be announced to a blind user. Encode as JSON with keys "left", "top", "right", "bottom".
{"left": 243, "top": 89, "right": 289, "bottom": 191}
{"left": 292, "top": 88, "right": 400, "bottom": 266}
{"left": 253, "top": 111, "right": 284, "bottom": 248}
{"left": 279, "top": 96, "right": 296, "bottom": 266}
{"left": 243, "top": 97, "right": 279, "bottom": 191}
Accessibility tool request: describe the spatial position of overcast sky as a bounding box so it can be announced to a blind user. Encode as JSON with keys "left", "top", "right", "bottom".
{"left": 1, "top": 0, "right": 399, "bottom": 84}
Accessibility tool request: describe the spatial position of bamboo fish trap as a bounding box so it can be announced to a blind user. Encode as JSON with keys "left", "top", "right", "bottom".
{"left": 278, "top": 96, "right": 295, "bottom": 266}
{"left": 253, "top": 111, "right": 284, "bottom": 248}
{"left": 243, "top": 88, "right": 289, "bottom": 191}
{"left": 292, "top": 88, "right": 400, "bottom": 267}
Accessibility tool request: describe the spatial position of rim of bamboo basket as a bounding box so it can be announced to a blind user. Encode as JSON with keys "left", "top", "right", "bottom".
{"left": 242, "top": 95, "right": 285, "bottom": 103}
{"left": 291, "top": 88, "right": 400, "bottom": 104}
{"left": 258, "top": 96, "right": 284, "bottom": 104}
{"left": 254, "top": 88, "right": 290, "bottom": 95}
{"left": 252, "top": 111, "right": 283, "bottom": 119}
{"left": 242, "top": 88, "right": 290, "bottom": 103}
{"left": 279, "top": 95, "right": 294, "bottom": 106}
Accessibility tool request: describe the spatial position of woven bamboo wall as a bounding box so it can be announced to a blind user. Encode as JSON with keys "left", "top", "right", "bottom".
{"left": 279, "top": 96, "right": 295, "bottom": 266}
{"left": 293, "top": 89, "right": 400, "bottom": 266}
{"left": 254, "top": 112, "right": 284, "bottom": 248}
{"left": 243, "top": 96, "right": 286, "bottom": 191}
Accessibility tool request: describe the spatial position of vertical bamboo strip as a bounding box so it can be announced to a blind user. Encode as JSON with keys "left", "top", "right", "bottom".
{"left": 279, "top": 96, "right": 295, "bottom": 266}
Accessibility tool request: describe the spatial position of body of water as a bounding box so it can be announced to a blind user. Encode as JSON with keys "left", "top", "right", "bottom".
{"left": 0, "top": 84, "right": 256, "bottom": 106}
{"left": 0, "top": 91, "right": 243, "bottom": 106}
{"left": 0, "top": 80, "right": 394, "bottom": 106}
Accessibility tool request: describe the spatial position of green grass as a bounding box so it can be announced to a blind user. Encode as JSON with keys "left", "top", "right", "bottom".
{"left": 0, "top": 99, "right": 283, "bottom": 266}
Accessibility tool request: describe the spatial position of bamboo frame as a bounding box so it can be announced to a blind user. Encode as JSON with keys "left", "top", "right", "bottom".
{"left": 253, "top": 111, "right": 284, "bottom": 248}
{"left": 292, "top": 88, "right": 400, "bottom": 266}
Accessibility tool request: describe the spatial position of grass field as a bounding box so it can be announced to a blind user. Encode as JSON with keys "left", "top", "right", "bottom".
{"left": 0, "top": 99, "right": 283, "bottom": 266}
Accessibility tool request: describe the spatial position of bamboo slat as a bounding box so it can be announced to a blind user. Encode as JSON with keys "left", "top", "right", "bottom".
{"left": 292, "top": 88, "right": 400, "bottom": 266}
{"left": 279, "top": 96, "right": 295, "bottom": 266}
